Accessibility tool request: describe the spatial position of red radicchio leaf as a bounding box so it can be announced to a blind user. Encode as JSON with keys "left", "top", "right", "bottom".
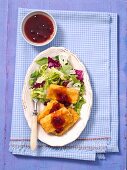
{"left": 48, "top": 57, "right": 61, "bottom": 68}
{"left": 62, "top": 80, "right": 69, "bottom": 87}
{"left": 33, "top": 81, "right": 45, "bottom": 89}
{"left": 75, "top": 70, "right": 83, "bottom": 82}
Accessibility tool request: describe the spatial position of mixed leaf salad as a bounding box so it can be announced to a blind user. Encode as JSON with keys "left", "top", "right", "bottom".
{"left": 29, "top": 55, "right": 86, "bottom": 114}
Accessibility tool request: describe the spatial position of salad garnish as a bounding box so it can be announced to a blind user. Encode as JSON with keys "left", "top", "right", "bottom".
{"left": 29, "top": 55, "right": 86, "bottom": 114}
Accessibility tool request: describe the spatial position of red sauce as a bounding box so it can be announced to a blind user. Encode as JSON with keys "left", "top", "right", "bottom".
{"left": 33, "top": 81, "right": 45, "bottom": 88}
{"left": 62, "top": 81, "right": 69, "bottom": 87}
{"left": 50, "top": 103, "right": 61, "bottom": 113}
{"left": 55, "top": 88, "right": 71, "bottom": 107}
{"left": 24, "top": 14, "right": 54, "bottom": 43}
{"left": 52, "top": 116, "right": 65, "bottom": 130}
{"left": 55, "top": 127, "right": 64, "bottom": 133}
{"left": 44, "top": 100, "right": 50, "bottom": 106}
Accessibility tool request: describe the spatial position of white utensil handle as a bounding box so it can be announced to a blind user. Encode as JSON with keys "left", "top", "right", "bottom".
{"left": 30, "top": 115, "right": 37, "bottom": 151}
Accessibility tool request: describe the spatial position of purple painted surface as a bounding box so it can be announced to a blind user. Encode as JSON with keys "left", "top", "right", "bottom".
{"left": 0, "top": 0, "right": 127, "bottom": 170}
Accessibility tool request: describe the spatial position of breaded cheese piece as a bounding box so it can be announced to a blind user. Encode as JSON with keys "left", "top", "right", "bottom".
{"left": 40, "top": 107, "right": 73, "bottom": 134}
{"left": 37, "top": 100, "right": 64, "bottom": 123}
{"left": 53, "top": 108, "right": 79, "bottom": 136}
{"left": 39, "top": 107, "right": 80, "bottom": 136}
{"left": 46, "top": 84, "right": 79, "bottom": 104}
{"left": 68, "top": 108, "right": 80, "bottom": 123}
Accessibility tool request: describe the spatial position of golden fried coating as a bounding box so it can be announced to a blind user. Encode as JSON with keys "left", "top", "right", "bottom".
{"left": 37, "top": 85, "right": 80, "bottom": 136}
{"left": 39, "top": 107, "right": 80, "bottom": 136}
{"left": 53, "top": 108, "right": 79, "bottom": 136}
{"left": 68, "top": 108, "right": 80, "bottom": 123}
{"left": 40, "top": 113, "right": 55, "bottom": 133}
{"left": 46, "top": 84, "right": 79, "bottom": 104}
{"left": 40, "top": 107, "right": 73, "bottom": 134}
{"left": 37, "top": 100, "right": 64, "bottom": 123}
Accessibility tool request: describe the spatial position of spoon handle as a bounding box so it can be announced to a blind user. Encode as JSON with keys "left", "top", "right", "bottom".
{"left": 30, "top": 114, "right": 37, "bottom": 150}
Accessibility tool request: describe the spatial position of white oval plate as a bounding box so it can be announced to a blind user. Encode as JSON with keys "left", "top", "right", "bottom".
{"left": 22, "top": 47, "right": 93, "bottom": 146}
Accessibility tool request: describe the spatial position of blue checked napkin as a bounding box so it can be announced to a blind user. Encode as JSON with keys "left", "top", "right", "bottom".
{"left": 9, "top": 8, "right": 118, "bottom": 161}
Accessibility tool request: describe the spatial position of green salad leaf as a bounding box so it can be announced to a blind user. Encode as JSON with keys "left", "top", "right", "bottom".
{"left": 60, "top": 64, "right": 73, "bottom": 74}
{"left": 30, "top": 70, "right": 41, "bottom": 78}
{"left": 31, "top": 88, "right": 47, "bottom": 102}
{"left": 74, "top": 97, "right": 86, "bottom": 114}
{"left": 36, "top": 57, "right": 48, "bottom": 65}
{"left": 39, "top": 65, "right": 48, "bottom": 75}
{"left": 30, "top": 55, "right": 86, "bottom": 115}
{"left": 70, "top": 74, "right": 80, "bottom": 84}
{"left": 29, "top": 79, "right": 36, "bottom": 86}
{"left": 80, "top": 83, "right": 85, "bottom": 95}
{"left": 54, "top": 55, "right": 59, "bottom": 60}
{"left": 48, "top": 72, "right": 61, "bottom": 84}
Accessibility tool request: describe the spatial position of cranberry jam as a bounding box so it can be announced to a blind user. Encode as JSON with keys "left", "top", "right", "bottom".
{"left": 24, "top": 14, "right": 54, "bottom": 43}
{"left": 51, "top": 116, "right": 65, "bottom": 133}
{"left": 55, "top": 87, "right": 71, "bottom": 107}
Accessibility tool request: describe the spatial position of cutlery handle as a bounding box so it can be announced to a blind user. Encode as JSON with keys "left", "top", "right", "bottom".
{"left": 30, "top": 115, "right": 37, "bottom": 151}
